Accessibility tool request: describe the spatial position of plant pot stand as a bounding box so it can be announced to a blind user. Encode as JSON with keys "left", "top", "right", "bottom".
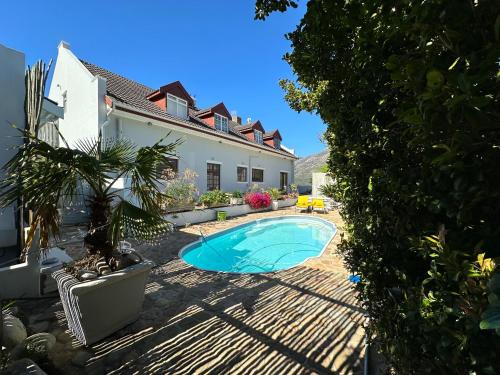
{"left": 52, "top": 260, "right": 153, "bottom": 346}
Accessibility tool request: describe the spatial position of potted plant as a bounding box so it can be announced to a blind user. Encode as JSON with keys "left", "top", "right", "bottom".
{"left": 267, "top": 188, "right": 281, "bottom": 211}
{"left": 230, "top": 190, "right": 243, "bottom": 205}
{"left": 198, "top": 190, "right": 229, "bottom": 208}
{"left": 0, "top": 131, "right": 181, "bottom": 345}
{"left": 159, "top": 169, "right": 199, "bottom": 213}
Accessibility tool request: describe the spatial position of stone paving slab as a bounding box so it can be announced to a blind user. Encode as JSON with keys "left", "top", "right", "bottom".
{"left": 17, "top": 208, "right": 365, "bottom": 374}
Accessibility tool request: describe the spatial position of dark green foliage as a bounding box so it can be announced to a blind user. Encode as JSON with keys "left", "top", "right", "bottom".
{"left": 0, "top": 130, "right": 181, "bottom": 260}
{"left": 199, "top": 190, "right": 229, "bottom": 207}
{"left": 318, "top": 183, "right": 335, "bottom": 198}
{"left": 257, "top": 0, "right": 500, "bottom": 373}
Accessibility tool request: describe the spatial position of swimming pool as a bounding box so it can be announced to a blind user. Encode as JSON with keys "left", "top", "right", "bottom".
{"left": 179, "top": 216, "right": 337, "bottom": 273}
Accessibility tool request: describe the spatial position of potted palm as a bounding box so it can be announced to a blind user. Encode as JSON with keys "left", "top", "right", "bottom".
{"left": 0, "top": 131, "right": 181, "bottom": 345}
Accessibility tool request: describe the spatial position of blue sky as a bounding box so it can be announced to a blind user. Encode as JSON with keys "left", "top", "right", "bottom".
{"left": 2, "top": 0, "right": 326, "bottom": 156}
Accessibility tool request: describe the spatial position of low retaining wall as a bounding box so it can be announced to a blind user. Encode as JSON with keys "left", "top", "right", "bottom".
{"left": 164, "top": 198, "right": 297, "bottom": 227}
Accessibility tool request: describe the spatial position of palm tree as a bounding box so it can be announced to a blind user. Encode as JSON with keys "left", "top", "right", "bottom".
{"left": 0, "top": 130, "right": 181, "bottom": 267}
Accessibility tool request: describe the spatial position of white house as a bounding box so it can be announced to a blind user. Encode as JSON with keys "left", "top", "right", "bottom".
{"left": 48, "top": 42, "right": 296, "bottom": 199}
{"left": 0, "top": 43, "right": 63, "bottom": 249}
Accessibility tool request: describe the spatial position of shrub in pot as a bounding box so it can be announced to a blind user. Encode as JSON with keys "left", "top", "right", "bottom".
{"left": 0, "top": 131, "right": 180, "bottom": 345}
{"left": 198, "top": 190, "right": 229, "bottom": 208}
{"left": 244, "top": 192, "right": 272, "bottom": 210}
{"left": 266, "top": 188, "right": 281, "bottom": 211}
{"left": 230, "top": 190, "right": 243, "bottom": 205}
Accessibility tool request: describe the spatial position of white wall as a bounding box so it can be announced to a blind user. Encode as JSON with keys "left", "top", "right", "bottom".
{"left": 113, "top": 113, "right": 295, "bottom": 195}
{"left": 312, "top": 172, "right": 333, "bottom": 198}
{"left": 0, "top": 44, "right": 25, "bottom": 247}
{"left": 48, "top": 42, "right": 106, "bottom": 147}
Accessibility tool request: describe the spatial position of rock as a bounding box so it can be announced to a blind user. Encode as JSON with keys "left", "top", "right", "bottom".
{"left": 30, "top": 320, "right": 50, "bottom": 333}
{"left": 8, "top": 342, "right": 27, "bottom": 360}
{"left": 78, "top": 270, "right": 98, "bottom": 281}
{"left": 23, "top": 332, "right": 57, "bottom": 360}
{"left": 56, "top": 330, "right": 73, "bottom": 344}
{"left": 1, "top": 314, "right": 27, "bottom": 349}
{"left": 50, "top": 327, "right": 64, "bottom": 337}
{"left": 3, "top": 306, "right": 19, "bottom": 316}
{"left": 71, "top": 350, "right": 93, "bottom": 368}
{"left": 115, "top": 252, "right": 141, "bottom": 270}
{"left": 3, "top": 358, "right": 47, "bottom": 375}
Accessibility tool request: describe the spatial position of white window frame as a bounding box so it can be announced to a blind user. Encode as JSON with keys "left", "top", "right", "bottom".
{"left": 254, "top": 130, "right": 263, "bottom": 144}
{"left": 251, "top": 167, "right": 265, "bottom": 183}
{"left": 236, "top": 165, "right": 248, "bottom": 183}
{"left": 214, "top": 113, "right": 228, "bottom": 133}
{"left": 166, "top": 93, "right": 188, "bottom": 119}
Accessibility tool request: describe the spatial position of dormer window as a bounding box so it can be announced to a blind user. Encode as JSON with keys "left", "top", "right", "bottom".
{"left": 166, "top": 94, "right": 188, "bottom": 119}
{"left": 254, "top": 130, "right": 263, "bottom": 144}
{"left": 214, "top": 113, "right": 228, "bottom": 133}
{"left": 274, "top": 137, "right": 281, "bottom": 149}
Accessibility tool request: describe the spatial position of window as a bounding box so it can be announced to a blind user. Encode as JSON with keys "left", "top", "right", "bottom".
{"left": 274, "top": 138, "right": 281, "bottom": 149}
{"left": 207, "top": 163, "right": 221, "bottom": 190}
{"left": 166, "top": 94, "right": 188, "bottom": 119}
{"left": 254, "top": 130, "right": 263, "bottom": 144}
{"left": 252, "top": 168, "right": 264, "bottom": 183}
{"left": 157, "top": 158, "right": 179, "bottom": 180}
{"left": 214, "top": 113, "right": 228, "bottom": 133}
{"left": 280, "top": 172, "right": 288, "bottom": 190}
{"left": 237, "top": 166, "right": 248, "bottom": 182}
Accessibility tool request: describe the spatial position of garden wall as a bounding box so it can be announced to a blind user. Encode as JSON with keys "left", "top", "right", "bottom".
{"left": 164, "top": 198, "right": 297, "bottom": 227}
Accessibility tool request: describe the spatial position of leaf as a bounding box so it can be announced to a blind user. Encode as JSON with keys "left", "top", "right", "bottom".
{"left": 495, "top": 14, "right": 500, "bottom": 41}
{"left": 480, "top": 306, "right": 500, "bottom": 330}
{"left": 448, "top": 57, "right": 460, "bottom": 71}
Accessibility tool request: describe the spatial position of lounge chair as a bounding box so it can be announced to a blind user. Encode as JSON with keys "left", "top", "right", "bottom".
{"left": 312, "top": 198, "right": 328, "bottom": 213}
{"left": 295, "top": 195, "right": 310, "bottom": 212}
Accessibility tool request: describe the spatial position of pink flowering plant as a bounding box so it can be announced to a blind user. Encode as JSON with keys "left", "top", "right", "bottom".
{"left": 244, "top": 191, "right": 272, "bottom": 209}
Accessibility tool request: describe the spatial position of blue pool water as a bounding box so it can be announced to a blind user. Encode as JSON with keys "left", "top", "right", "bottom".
{"left": 179, "top": 216, "right": 337, "bottom": 273}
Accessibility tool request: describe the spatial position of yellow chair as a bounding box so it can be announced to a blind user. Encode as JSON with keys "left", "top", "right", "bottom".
{"left": 312, "top": 198, "right": 328, "bottom": 213}
{"left": 295, "top": 195, "right": 310, "bottom": 212}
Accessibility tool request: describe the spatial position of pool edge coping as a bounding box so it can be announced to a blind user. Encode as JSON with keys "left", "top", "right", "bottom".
{"left": 177, "top": 215, "right": 338, "bottom": 275}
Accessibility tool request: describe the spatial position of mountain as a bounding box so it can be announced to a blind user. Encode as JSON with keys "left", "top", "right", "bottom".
{"left": 294, "top": 149, "right": 329, "bottom": 186}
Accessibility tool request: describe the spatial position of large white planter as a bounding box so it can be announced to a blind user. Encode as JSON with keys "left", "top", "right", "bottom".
{"left": 278, "top": 198, "right": 298, "bottom": 208}
{"left": 271, "top": 201, "right": 279, "bottom": 211}
{"left": 53, "top": 260, "right": 153, "bottom": 345}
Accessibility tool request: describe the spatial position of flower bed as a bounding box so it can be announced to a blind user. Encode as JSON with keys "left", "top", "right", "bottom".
{"left": 244, "top": 192, "right": 272, "bottom": 209}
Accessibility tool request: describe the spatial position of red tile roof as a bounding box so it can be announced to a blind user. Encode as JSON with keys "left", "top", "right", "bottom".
{"left": 80, "top": 60, "right": 296, "bottom": 158}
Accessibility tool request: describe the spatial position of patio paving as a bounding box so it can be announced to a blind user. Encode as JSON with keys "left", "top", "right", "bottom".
{"left": 16, "top": 208, "right": 365, "bottom": 374}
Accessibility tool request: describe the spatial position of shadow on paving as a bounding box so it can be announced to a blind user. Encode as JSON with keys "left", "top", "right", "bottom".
{"left": 81, "top": 262, "right": 365, "bottom": 375}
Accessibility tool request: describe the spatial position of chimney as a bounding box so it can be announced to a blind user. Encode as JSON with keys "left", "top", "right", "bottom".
{"left": 247, "top": 117, "right": 252, "bottom": 124}
{"left": 231, "top": 111, "right": 241, "bottom": 125}
{"left": 190, "top": 95, "right": 197, "bottom": 108}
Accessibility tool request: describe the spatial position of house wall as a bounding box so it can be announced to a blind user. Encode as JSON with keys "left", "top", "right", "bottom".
{"left": 48, "top": 41, "right": 107, "bottom": 148}
{"left": 312, "top": 172, "right": 333, "bottom": 198}
{"left": 0, "top": 44, "right": 25, "bottom": 247}
{"left": 111, "top": 113, "right": 295, "bottom": 195}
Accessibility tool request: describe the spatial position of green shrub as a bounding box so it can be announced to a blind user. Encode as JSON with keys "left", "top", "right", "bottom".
{"left": 199, "top": 190, "right": 229, "bottom": 207}
{"left": 160, "top": 169, "right": 198, "bottom": 212}
{"left": 231, "top": 190, "right": 243, "bottom": 198}
{"left": 257, "top": 0, "right": 500, "bottom": 373}
{"left": 318, "top": 184, "right": 335, "bottom": 199}
{"left": 266, "top": 187, "right": 281, "bottom": 201}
